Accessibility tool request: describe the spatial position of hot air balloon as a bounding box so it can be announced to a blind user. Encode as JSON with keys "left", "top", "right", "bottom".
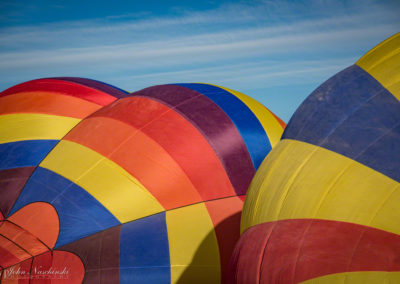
{"left": 229, "top": 33, "right": 400, "bottom": 283}
{"left": 0, "top": 79, "right": 285, "bottom": 283}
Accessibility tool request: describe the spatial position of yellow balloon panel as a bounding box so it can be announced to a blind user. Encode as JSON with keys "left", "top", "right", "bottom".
{"left": 212, "top": 84, "right": 285, "bottom": 147}
{"left": 0, "top": 114, "right": 80, "bottom": 143}
{"left": 241, "top": 139, "right": 400, "bottom": 234}
{"left": 301, "top": 271, "right": 400, "bottom": 284}
{"left": 40, "top": 140, "right": 164, "bottom": 223}
{"left": 166, "top": 202, "right": 221, "bottom": 284}
{"left": 357, "top": 32, "right": 400, "bottom": 101}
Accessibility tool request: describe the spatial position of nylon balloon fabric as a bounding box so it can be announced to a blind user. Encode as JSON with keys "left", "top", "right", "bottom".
{"left": 0, "top": 79, "right": 284, "bottom": 283}
{"left": 229, "top": 33, "right": 400, "bottom": 283}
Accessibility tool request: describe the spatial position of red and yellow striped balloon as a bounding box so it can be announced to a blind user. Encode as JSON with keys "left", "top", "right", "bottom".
{"left": 229, "top": 33, "right": 400, "bottom": 283}
{"left": 0, "top": 80, "right": 284, "bottom": 283}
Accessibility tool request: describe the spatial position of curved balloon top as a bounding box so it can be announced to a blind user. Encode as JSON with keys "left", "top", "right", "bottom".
{"left": 231, "top": 33, "right": 400, "bottom": 283}
{"left": 0, "top": 78, "right": 284, "bottom": 283}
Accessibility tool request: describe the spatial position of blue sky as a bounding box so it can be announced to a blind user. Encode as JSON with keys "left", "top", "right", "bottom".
{"left": 0, "top": 0, "right": 399, "bottom": 122}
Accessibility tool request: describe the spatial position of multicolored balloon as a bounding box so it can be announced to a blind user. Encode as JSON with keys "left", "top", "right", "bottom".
{"left": 0, "top": 79, "right": 285, "bottom": 283}
{"left": 229, "top": 33, "right": 400, "bottom": 283}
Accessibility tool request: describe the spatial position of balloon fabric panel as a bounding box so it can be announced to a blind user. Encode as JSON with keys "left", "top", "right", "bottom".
{"left": 241, "top": 139, "right": 400, "bottom": 234}
{"left": 0, "top": 113, "right": 80, "bottom": 143}
{"left": 283, "top": 65, "right": 400, "bottom": 182}
{"left": 51, "top": 77, "right": 129, "bottom": 99}
{"left": 175, "top": 83, "right": 272, "bottom": 169}
{"left": 119, "top": 212, "right": 170, "bottom": 284}
{"left": 0, "top": 140, "right": 59, "bottom": 169}
{"left": 230, "top": 33, "right": 400, "bottom": 284}
{"left": 211, "top": 84, "right": 285, "bottom": 146}
{"left": 0, "top": 167, "right": 35, "bottom": 216}
{"left": 0, "top": 92, "right": 102, "bottom": 118}
{"left": 63, "top": 116, "right": 204, "bottom": 210}
{"left": 9, "top": 167, "right": 120, "bottom": 247}
{"left": 39, "top": 140, "right": 164, "bottom": 223}
{"left": 230, "top": 219, "right": 400, "bottom": 283}
{"left": 89, "top": 96, "right": 237, "bottom": 202}
{"left": 356, "top": 32, "right": 400, "bottom": 101}
{"left": 132, "top": 84, "right": 255, "bottom": 196}
{"left": 0, "top": 78, "right": 123, "bottom": 105}
{"left": 0, "top": 79, "right": 284, "bottom": 283}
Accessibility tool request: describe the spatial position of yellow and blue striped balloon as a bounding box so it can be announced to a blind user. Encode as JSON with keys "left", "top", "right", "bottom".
{"left": 230, "top": 33, "right": 400, "bottom": 283}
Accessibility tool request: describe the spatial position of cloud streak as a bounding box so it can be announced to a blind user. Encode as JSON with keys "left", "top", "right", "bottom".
{"left": 1, "top": 0, "right": 398, "bottom": 49}
{"left": 0, "top": 0, "right": 398, "bottom": 121}
{"left": 0, "top": 21, "right": 394, "bottom": 75}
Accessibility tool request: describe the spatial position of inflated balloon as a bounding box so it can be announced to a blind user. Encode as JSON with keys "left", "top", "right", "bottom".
{"left": 0, "top": 79, "right": 285, "bottom": 283}
{"left": 229, "top": 33, "right": 400, "bottom": 283}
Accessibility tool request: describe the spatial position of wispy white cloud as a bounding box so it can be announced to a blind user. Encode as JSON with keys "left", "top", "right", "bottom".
{"left": 1, "top": 0, "right": 398, "bottom": 49}
{"left": 115, "top": 57, "right": 355, "bottom": 89}
{"left": 0, "top": 0, "right": 398, "bottom": 121}
{"left": 0, "top": 22, "right": 394, "bottom": 71}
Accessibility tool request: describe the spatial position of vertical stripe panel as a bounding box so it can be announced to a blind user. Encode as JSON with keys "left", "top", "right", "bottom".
{"left": 175, "top": 83, "right": 271, "bottom": 169}
{"left": 166, "top": 203, "right": 220, "bottom": 283}
{"left": 120, "top": 213, "right": 170, "bottom": 284}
